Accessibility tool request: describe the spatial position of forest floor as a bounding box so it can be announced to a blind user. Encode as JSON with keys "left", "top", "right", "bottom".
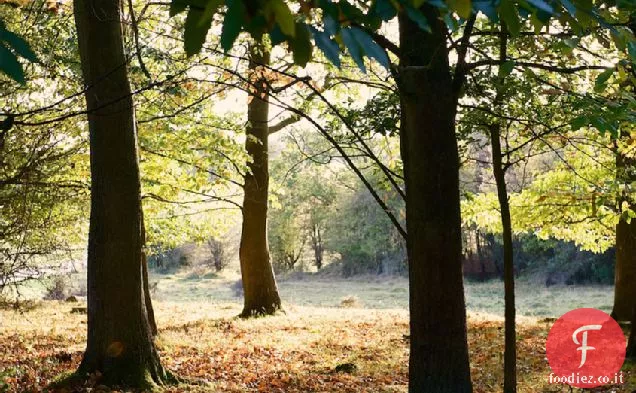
{"left": 0, "top": 272, "right": 633, "bottom": 392}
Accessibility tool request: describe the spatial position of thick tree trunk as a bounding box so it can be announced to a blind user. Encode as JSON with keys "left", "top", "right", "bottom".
{"left": 239, "top": 43, "right": 282, "bottom": 317}
{"left": 490, "top": 28, "right": 516, "bottom": 393}
{"left": 627, "top": 306, "right": 635, "bottom": 359}
{"left": 613, "top": 216, "right": 636, "bottom": 321}
{"left": 612, "top": 17, "right": 636, "bottom": 323}
{"left": 74, "top": 0, "right": 167, "bottom": 387}
{"left": 612, "top": 128, "right": 636, "bottom": 322}
{"left": 398, "top": 7, "right": 472, "bottom": 393}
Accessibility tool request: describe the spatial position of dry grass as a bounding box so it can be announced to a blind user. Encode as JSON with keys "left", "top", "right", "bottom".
{"left": 0, "top": 274, "right": 633, "bottom": 392}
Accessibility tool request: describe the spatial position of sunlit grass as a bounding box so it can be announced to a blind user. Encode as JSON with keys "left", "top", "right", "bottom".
{"left": 0, "top": 274, "right": 632, "bottom": 392}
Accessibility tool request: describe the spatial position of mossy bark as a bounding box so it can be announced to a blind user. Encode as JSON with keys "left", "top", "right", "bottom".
{"left": 73, "top": 0, "right": 168, "bottom": 387}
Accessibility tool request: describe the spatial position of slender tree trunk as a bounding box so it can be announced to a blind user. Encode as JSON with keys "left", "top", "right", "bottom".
{"left": 239, "top": 43, "right": 282, "bottom": 317}
{"left": 312, "top": 224, "right": 323, "bottom": 270}
{"left": 489, "top": 27, "right": 516, "bottom": 393}
{"left": 398, "top": 7, "right": 472, "bottom": 392}
{"left": 74, "top": 0, "right": 167, "bottom": 386}
{"left": 490, "top": 128, "right": 517, "bottom": 393}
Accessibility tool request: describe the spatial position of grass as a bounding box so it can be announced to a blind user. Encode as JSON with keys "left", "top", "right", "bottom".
{"left": 0, "top": 272, "right": 633, "bottom": 392}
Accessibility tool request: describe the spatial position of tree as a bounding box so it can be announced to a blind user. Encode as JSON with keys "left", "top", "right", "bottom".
{"left": 397, "top": 6, "right": 472, "bottom": 391}
{"left": 72, "top": 0, "right": 169, "bottom": 386}
{"left": 239, "top": 42, "right": 282, "bottom": 316}
{"left": 612, "top": 16, "right": 636, "bottom": 322}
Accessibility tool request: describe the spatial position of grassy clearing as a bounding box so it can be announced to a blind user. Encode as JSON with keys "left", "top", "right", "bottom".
{"left": 0, "top": 273, "right": 633, "bottom": 392}
{"left": 152, "top": 271, "right": 615, "bottom": 318}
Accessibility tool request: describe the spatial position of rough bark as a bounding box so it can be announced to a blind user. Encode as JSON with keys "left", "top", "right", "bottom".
{"left": 627, "top": 306, "right": 635, "bottom": 359}
{"left": 612, "top": 17, "right": 636, "bottom": 323}
{"left": 611, "top": 125, "right": 636, "bottom": 321}
{"left": 239, "top": 43, "right": 282, "bottom": 317}
{"left": 613, "top": 213, "right": 636, "bottom": 321}
{"left": 141, "top": 215, "right": 158, "bottom": 337}
{"left": 398, "top": 7, "right": 472, "bottom": 393}
{"left": 490, "top": 27, "right": 516, "bottom": 393}
{"left": 73, "top": 0, "right": 167, "bottom": 386}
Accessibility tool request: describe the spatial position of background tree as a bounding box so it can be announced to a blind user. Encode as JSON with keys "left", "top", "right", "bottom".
{"left": 238, "top": 42, "right": 282, "bottom": 316}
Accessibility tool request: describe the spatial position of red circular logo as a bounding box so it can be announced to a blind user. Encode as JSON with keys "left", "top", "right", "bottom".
{"left": 546, "top": 308, "right": 626, "bottom": 388}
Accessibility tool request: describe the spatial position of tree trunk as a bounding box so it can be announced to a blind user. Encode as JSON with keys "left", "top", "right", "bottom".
{"left": 613, "top": 216, "right": 636, "bottom": 321}
{"left": 612, "top": 16, "right": 636, "bottom": 323}
{"left": 612, "top": 128, "right": 636, "bottom": 322}
{"left": 627, "top": 305, "right": 635, "bottom": 359}
{"left": 239, "top": 43, "right": 282, "bottom": 317}
{"left": 312, "top": 224, "right": 323, "bottom": 270}
{"left": 74, "top": 0, "right": 167, "bottom": 386}
{"left": 490, "top": 127, "right": 517, "bottom": 393}
{"left": 398, "top": 7, "right": 472, "bottom": 393}
{"left": 141, "top": 215, "right": 158, "bottom": 337}
{"left": 490, "top": 28, "right": 516, "bottom": 393}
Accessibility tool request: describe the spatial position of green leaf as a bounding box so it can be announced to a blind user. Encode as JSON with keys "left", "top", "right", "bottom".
{"left": 571, "top": 116, "right": 588, "bottom": 130}
{"left": 526, "top": 0, "right": 553, "bottom": 14}
{"left": 311, "top": 27, "right": 341, "bottom": 67}
{"left": 594, "top": 68, "right": 614, "bottom": 91}
{"left": 169, "top": 0, "right": 188, "bottom": 16}
{"left": 290, "top": 23, "right": 312, "bottom": 66}
{"left": 498, "top": 60, "right": 514, "bottom": 77}
{"left": 270, "top": 0, "right": 296, "bottom": 37}
{"left": 350, "top": 27, "right": 389, "bottom": 69}
{"left": 449, "top": 0, "right": 472, "bottom": 19}
{"left": 473, "top": 0, "right": 499, "bottom": 21}
{"left": 341, "top": 28, "right": 366, "bottom": 72}
{"left": 371, "top": 0, "right": 397, "bottom": 21}
{"left": 560, "top": 0, "right": 576, "bottom": 16}
{"left": 499, "top": 0, "right": 521, "bottom": 36}
{"left": 404, "top": 5, "right": 431, "bottom": 33}
{"left": 184, "top": 8, "right": 214, "bottom": 56}
{"left": 200, "top": 0, "right": 223, "bottom": 25}
{"left": 2, "top": 30, "right": 38, "bottom": 62}
{"left": 0, "top": 43, "right": 25, "bottom": 84}
{"left": 269, "top": 25, "right": 287, "bottom": 46}
{"left": 221, "top": 0, "right": 244, "bottom": 51}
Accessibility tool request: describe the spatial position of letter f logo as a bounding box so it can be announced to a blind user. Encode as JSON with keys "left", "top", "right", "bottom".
{"left": 572, "top": 325, "right": 602, "bottom": 368}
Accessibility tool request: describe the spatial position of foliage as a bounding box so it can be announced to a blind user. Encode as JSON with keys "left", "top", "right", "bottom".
{"left": 0, "top": 17, "right": 38, "bottom": 84}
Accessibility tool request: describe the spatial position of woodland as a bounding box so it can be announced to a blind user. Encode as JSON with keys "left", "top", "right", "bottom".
{"left": 0, "top": 0, "right": 635, "bottom": 392}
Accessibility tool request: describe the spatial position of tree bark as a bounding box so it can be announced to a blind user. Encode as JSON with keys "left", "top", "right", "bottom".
{"left": 627, "top": 305, "right": 635, "bottom": 359}
{"left": 239, "top": 43, "right": 282, "bottom": 317}
{"left": 611, "top": 125, "right": 636, "bottom": 322}
{"left": 141, "top": 215, "right": 158, "bottom": 336}
{"left": 613, "top": 214, "right": 636, "bottom": 321}
{"left": 398, "top": 7, "right": 472, "bottom": 393}
{"left": 74, "top": 0, "right": 167, "bottom": 386}
{"left": 489, "top": 27, "right": 516, "bottom": 393}
{"left": 612, "top": 17, "right": 636, "bottom": 323}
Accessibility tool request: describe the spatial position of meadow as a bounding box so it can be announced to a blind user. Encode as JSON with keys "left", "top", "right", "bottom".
{"left": 0, "top": 273, "right": 633, "bottom": 392}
